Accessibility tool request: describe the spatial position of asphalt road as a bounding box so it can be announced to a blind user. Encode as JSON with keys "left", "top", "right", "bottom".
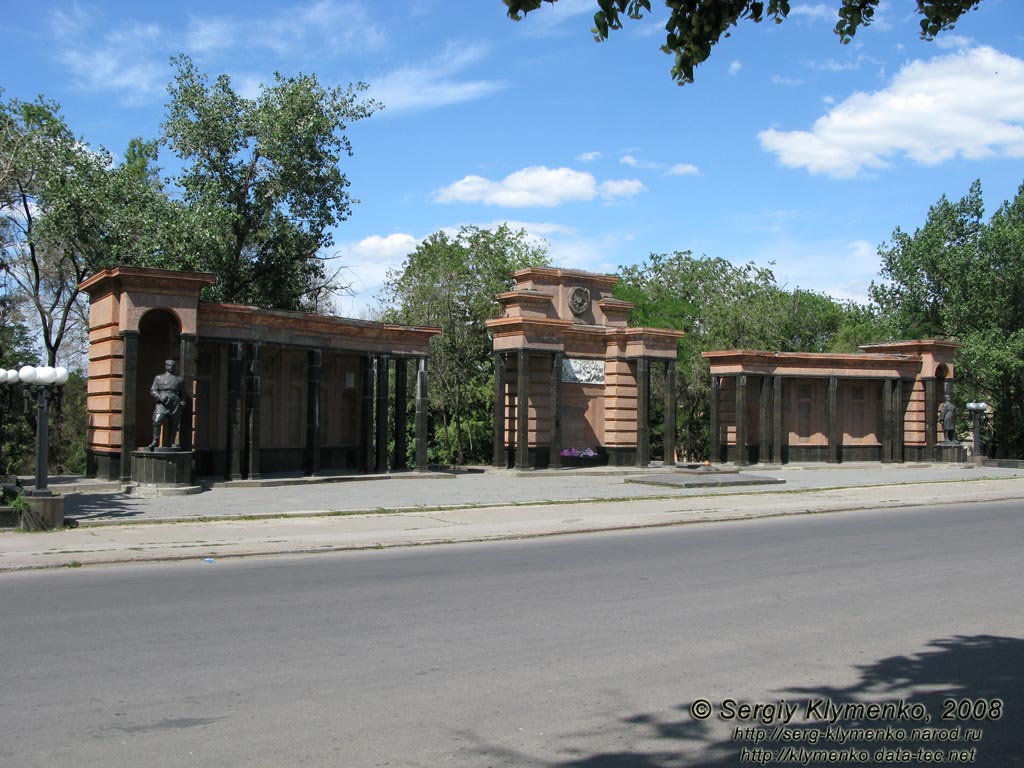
{"left": 2, "top": 500, "right": 1021, "bottom": 767}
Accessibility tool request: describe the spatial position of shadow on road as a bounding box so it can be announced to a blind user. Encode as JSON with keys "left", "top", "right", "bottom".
{"left": 469, "top": 634, "right": 1023, "bottom": 767}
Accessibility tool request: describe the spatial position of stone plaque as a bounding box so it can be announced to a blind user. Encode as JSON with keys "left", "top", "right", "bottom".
{"left": 562, "top": 358, "right": 605, "bottom": 384}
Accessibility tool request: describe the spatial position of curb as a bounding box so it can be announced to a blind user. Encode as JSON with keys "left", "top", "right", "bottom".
{"left": 3, "top": 487, "right": 1021, "bottom": 573}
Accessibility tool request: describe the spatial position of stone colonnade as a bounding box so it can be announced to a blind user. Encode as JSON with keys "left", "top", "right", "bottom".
{"left": 80, "top": 267, "right": 439, "bottom": 483}
{"left": 704, "top": 341, "right": 962, "bottom": 465}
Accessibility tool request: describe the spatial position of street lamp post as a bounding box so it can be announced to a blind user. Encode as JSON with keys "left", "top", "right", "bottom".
{"left": 966, "top": 402, "right": 988, "bottom": 461}
{"left": 4, "top": 365, "right": 69, "bottom": 529}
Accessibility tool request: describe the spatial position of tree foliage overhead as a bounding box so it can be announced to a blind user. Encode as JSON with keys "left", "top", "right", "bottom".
{"left": 379, "top": 225, "right": 550, "bottom": 465}
{"left": 504, "top": 0, "right": 983, "bottom": 84}
{"left": 162, "top": 55, "right": 379, "bottom": 311}
{"left": 871, "top": 179, "right": 1024, "bottom": 458}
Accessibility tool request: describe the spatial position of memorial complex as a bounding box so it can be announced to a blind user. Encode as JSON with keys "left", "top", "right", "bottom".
{"left": 79, "top": 266, "right": 966, "bottom": 488}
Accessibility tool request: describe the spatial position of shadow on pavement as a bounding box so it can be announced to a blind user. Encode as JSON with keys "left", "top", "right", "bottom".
{"left": 467, "top": 634, "right": 1023, "bottom": 767}
{"left": 64, "top": 493, "right": 148, "bottom": 521}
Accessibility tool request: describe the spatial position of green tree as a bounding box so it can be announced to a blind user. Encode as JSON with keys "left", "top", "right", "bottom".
{"left": 871, "top": 180, "right": 1024, "bottom": 457}
{"left": 0, "top": 298, "right": 37, "bottom": 475}
{"left": 0, "top": 95, "right": 169, "bottom": 367}
{"left": 504, "top": 0, "right": 983, "bottom": 84}
{"left": 380, "top": 225, "right": 550, "bottom": 465}
{"left": 162, "top": 55, "right": 379, "bottom": 311}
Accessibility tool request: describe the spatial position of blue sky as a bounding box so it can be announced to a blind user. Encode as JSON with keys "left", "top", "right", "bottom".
{"left": 3, "top": 1, "right": 1023, "bottom": 317}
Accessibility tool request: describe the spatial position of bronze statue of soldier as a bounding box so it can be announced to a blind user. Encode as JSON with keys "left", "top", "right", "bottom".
{"left": 148, "top": 359, "right": 188, "bottom": 450}
{"left": 939, "top": 392, "right": 956, "bottom": 443}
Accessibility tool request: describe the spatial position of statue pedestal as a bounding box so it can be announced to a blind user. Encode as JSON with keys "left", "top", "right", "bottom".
{"left": 130, "top": 449, "right": 202, "bottom": 495}
{"left": 22, "top": 494, "right": 65, "bottom": 531}
{"left": 935, "top": 441, "right": 967, "bottom": 463}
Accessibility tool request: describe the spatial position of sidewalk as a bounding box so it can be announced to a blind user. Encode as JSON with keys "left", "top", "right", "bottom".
{"left": 1, "top": 463, "right": 1022, "bottom": 571}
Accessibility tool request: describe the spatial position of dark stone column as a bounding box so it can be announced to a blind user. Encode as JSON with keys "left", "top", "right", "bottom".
{"left": 709, "top": 374, "right": 720, "bottom": 463}
{"left": 757, "top": 376, "right": 770, "bottom": 466}
{"left": 894, "top": 379, "right": 905, "bottom": 463}
{"left": 394, "top": 359, "right": 408, "bottom": 470}
{"left": 516, "top": 348, "right": 530, "bottom": 470}
{"left": 179, "top": 333, "right": 197, "bottom": 453}
{"left": 305, "top": 349, "right": 322, "bottom": 476}
{"left": 415, "top": 357, "right": 429, "bottom": 472}
{"left": 506, "top": 361, "right": 517, "bottom": 469}
{"left": 636, "top": 357, "right": 651, "bottom": 467}
{"left": 246, "top": 343, "right": 261, "bottom": 480}
{"left": 360, "top": 355, "right": 374, "bottom": 472}
{"left": 493, "top": 353, "right": 507, "bottom": 468}
{"left": 772, "top": 375, "right": 783, "bottom": 465}
{"left": 827, "top": 376, "right": 839, "bottom": 463}
{"left": 924, "top": 378, "right": 937, "bottom": 453}
{"left": 227, "top": 342, "right": 245, "bottom": 481}
{"left": 119, "top": 330, "right": 139, "bottom": 484}
{"left": 734, "top": 374, "right": 747, "bottom": 466}
{"left": 664, "top": 361, "right": 677, "bottom": 466}
{"left": 549, "top": 352, "right": 563, "bottom": 469}
{"left": 882, "top": 378, "right": 893, "bottom": 463}
{"left": 375, "top": 355, "right": 390, "bottom": 472}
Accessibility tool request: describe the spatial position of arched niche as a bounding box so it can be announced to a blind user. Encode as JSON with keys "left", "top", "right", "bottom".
{"left": 136, "top": 309, "right": 182, "bottom": 447}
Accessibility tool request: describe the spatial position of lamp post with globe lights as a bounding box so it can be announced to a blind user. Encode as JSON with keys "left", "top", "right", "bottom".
{"left": 8, "top": 365, "right": 69, "bottom": 529}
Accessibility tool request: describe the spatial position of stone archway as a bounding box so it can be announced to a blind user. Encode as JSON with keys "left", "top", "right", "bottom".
{"left": 136, "top": 309, "right": 182, "bottom": 448}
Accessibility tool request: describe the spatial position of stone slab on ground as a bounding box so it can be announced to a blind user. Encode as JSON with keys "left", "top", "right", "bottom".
{"left": 625, "top": 472, "right": 785, "bottom": 488}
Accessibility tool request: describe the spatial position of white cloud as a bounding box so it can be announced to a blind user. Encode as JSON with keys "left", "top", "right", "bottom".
{"left": 845, "top": 239, "right": 879, "bottom": 269}
{"left": 599, "top": 179, "right": 646, "bottom": 200}
{"left": 771, "top": 74, "right": 804, "bottom": 87}
{"left": 729, "top": 60, "right": 743, "bottom": 76}
{"left": 577, "top": 151, "right": 602, "bottom": 162}
{"left": 330, "top": 232, "right": 421, "bottom": 314}
{"left": 804, "top": 56, "right": 866, "bottom": 72}
{"left": 187, "top": 1, "right": 385, "bottom": 57}
{"left": 747, "top": 238, "right": 874, "bottom": 303}
{"left": 789, "top": 4, "right": 835, "bottom": 22}
{"left": 621, "top": 154, "right": 699, "bottom": 176}
{"left": 512, "top": 0, "right": 596, "bottom": 36}
{"left": 370, "top": 42, "right": 509, "bottom": 113}
{"left": 935, "top": 34, "right": 974, "bottom": 50}
{"left": 759, "top": 46, "right": 1024, "bottom": 178}
{"left": 51, "top": 1, "right": 386, "bottom": 103}
{"left": 666, "top": 163, "right": 700, "bottom": 176}
{"left": 351, "top": 233, "right": 421, "bottom": 261}
{"left": 434, "top": 166, "right": 644, "bottom": 207}
{"left": 186, "top": 17, "right": 237, "bottom": 53}
{"left": 51, "top": 10, "right": 168, "bottom": 104}
{"left": 481, "top": 220, "right": 577, "bottom": 238}
{"left": 620, "top": 154, "right": 661, "bottom": 170}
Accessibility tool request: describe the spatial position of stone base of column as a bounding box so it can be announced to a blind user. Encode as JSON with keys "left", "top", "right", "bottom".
{"left": 86, "top": 449, "right": 121, "bottom": 481}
